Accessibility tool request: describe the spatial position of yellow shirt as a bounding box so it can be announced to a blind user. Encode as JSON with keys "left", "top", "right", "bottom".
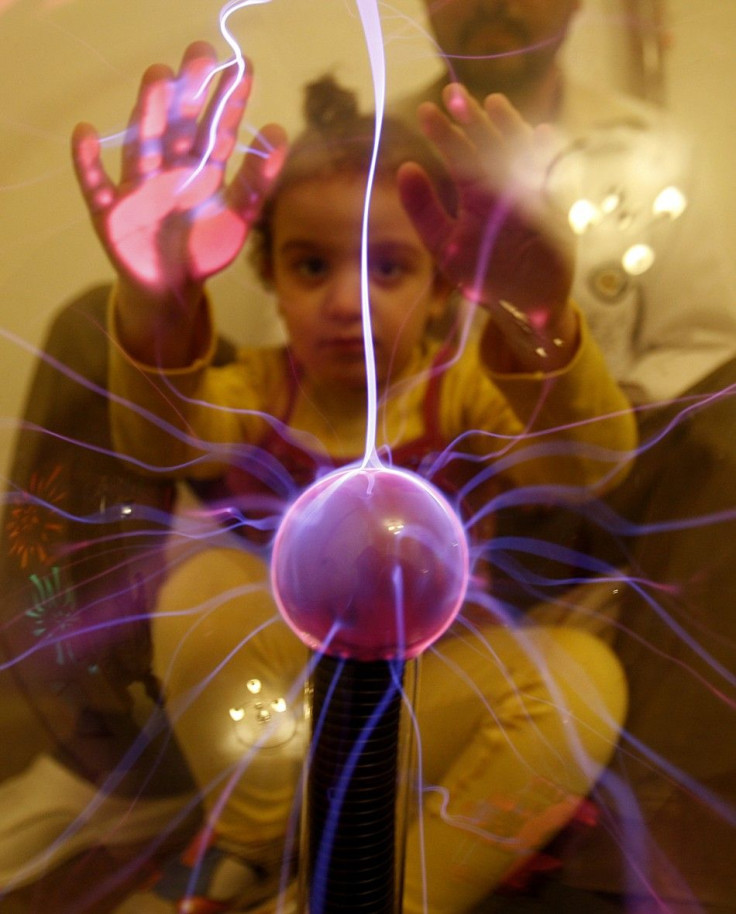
{"left": 108, "top": 300, "right": 636, "bottom": 500}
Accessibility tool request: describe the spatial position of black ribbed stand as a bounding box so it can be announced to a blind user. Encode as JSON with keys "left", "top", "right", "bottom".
{"left": 306, "top": 654, "right": 405, "bottom": 914}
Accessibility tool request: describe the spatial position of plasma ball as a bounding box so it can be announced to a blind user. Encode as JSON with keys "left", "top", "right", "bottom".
{"left": 271, "top": 466, "right": 469, "bottom": 661}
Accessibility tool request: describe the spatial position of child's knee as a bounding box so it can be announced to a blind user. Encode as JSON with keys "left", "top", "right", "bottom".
{"left": 545, "top": 626, "right": 628, "bottom": 727}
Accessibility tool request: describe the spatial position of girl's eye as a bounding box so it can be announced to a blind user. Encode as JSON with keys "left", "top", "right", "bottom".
{"left": 371, "top": 260, "right": 405, "bottom": 282}
{"left": 295, "top": 256, "right": 328, "bottom": 279}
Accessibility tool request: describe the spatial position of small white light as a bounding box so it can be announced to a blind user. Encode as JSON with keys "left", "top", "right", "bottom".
{"left": 271, "top": 698, "right": 287, "bottom": 714}
{"left": 622, "top": 243, "right": 655, "bottom": 276}
{"left": 653, "top": 185, "right": 687, "bottom": 220}
{"left": 568, "top": 199, "right": 599, "bottom": 234}
{"left": 229, "top": 707, "right": 245, "bottom": 722}
{"left": 247, "top": 679, "right": 262, "bottom": 695}
{"left": 601, "top": 192, "right": 621, "bottom": 214}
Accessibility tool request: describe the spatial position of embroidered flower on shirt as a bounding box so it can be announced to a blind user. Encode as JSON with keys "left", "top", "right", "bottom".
{"left": 26, "top": 566, "right": 78, "bottom": 666}
{"left": 5, "top": 464, "right": 66, "bottom": 571}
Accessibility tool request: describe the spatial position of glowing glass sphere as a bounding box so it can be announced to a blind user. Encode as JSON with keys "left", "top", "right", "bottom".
{"left": 271, "top": 465, "right": 469, "bottom": 661}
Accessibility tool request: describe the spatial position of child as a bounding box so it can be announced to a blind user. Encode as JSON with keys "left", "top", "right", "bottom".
{"left": 72, "top": 41, "right": 635, "bottom": 914}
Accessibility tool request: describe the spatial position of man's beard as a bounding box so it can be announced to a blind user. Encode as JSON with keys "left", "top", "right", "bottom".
{"left": 446, "top": 12, "right": 562, "bottom": 97}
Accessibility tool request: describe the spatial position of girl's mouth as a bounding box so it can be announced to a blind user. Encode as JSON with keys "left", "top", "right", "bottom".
{"left": 322, "top": 336, "right": 369, "bottom": 355}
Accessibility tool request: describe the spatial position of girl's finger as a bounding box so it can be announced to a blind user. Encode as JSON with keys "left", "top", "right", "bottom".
{"left": 442, "top": 83, "right": 506, "bottom": 152}
{"left": 397, "top": 161, "right": 455, "bottom": 263}
{"left": 416, "top": 100, "right": 476, "bottom": 178}
{"left": 164, "top": 42, "right": 219, "bottom": 163}
{"left": 121, "top": 63, "right": 175, "bottom": 183}
{"left": 71, "top": 122, "right": 116, "bottom": 216}
{"left": 192, "top": 56, "right": 253, "bottom": 167}
{"left": 227, "top": 122, "right": 288, "bottom": 224}
{"left": 482, "top": 92, "right": 534, "bottom": 145}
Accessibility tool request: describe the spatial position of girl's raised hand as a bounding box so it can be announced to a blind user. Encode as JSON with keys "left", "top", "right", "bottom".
{"left": 398, "top": 85, "right": 577, "bottom": 369}
{"left": 72, "top": 42, "right": 286, "bottom": 305}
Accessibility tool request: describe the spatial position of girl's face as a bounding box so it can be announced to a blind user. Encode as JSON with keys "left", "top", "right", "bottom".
{"left": 269, "top": 174, "right": 449, "bottom": 391}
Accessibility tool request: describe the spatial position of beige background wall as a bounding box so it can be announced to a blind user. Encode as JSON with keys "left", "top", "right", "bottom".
{"left": 0, "top": 0, "right": 734, "bottom": 481}
{"left": 666, "top": 0, "right": 736, "bottom": 239}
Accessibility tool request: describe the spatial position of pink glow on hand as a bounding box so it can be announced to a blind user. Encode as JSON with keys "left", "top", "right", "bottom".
{"left": 446, "top": 83, "right": 470, "bottom": 120}
{"left": 139, "top": 81, "right": 173, "bottom": 143}
{"left": 104, "top": 165, "right": 244, "bottom": 288}
{"left": 71, "top": 34, "right": 288, "bottom": 299}
{"left": 188, "top": 208, "right": 247, "bottom": 281}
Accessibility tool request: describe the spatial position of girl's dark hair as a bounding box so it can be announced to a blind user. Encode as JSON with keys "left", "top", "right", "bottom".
{"left": 249, "top": 75, "right": 457, "bottom": 281}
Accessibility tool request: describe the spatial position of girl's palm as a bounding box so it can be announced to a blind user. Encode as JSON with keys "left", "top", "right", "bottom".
{"left": 72, "top": 42, "right": 285, "bottom": 298}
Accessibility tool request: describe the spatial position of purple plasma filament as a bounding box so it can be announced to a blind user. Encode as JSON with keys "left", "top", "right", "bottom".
{"left": 271, "top": 465, "right": 469, "bottom": 661}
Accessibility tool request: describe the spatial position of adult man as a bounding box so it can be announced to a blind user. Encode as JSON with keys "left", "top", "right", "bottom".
{"left": 399, "top": 3, "right": 736, "bottom": 912}
{"left": 397, "top": 0, "right": 736, "bottom": 405}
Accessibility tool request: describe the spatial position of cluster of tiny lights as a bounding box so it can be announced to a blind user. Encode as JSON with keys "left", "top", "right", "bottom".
{"left": 568, "top": 184, "right": 688, "bottom": 276}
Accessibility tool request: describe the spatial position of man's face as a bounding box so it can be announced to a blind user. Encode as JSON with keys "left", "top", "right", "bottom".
{"left": 423, "top": 0, "right": 581, "bottom": 96}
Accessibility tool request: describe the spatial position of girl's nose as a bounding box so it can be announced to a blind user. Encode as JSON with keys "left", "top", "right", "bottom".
{"left": 323, "top": 266, "right": 363, "bottom": 320}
